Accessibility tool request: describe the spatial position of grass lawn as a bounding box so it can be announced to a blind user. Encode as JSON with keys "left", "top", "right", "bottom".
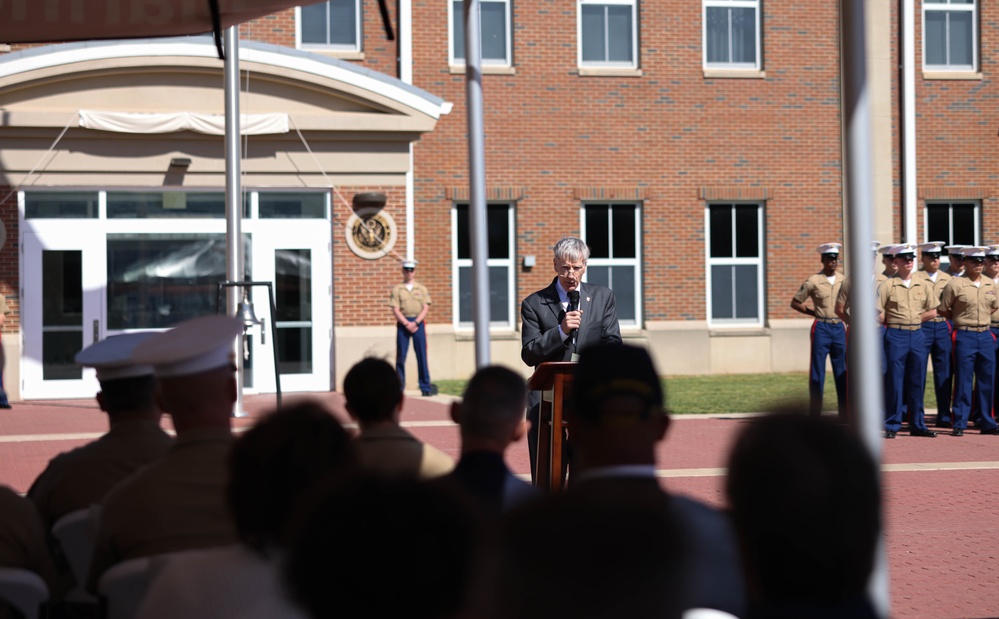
{"left": 436, "top": 371, "right": 944, "bottom": 416}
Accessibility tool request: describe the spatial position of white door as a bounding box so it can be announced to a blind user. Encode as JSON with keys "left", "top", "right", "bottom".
{"left": 248, "top": 223, "right": 332, "bottom": 393}
{"left": 21, "top": 232, "right": 106, "bottom": 399}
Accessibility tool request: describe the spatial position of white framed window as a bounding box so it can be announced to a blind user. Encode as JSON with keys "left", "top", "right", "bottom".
{"left": 578, "top": 0, "right": 638, "bottom": 69}
{"left": 925, "top": 201, "right": 980, "bottom": 269}
{"left": 581, "top": 203, "right": 641, "bottom": 327}
{"left": 703, "top": 0, "right": 761, "bottom": 70}
{"left": 297, "top": 0, "right": 362, "bottom": 51}
{"left": 452, "top": 203, "right": 516, "bottom": 329}
{"left": 706, "top": 203, "right": 764, "bottom": 326}
{"left": 923, "top": 0, "right": 977, "bottom": 71}
{"left": 449, "top": 0, "right": 512, "bottom": 67}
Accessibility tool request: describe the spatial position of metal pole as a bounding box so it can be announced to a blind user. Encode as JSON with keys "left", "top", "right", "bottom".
{"left": 464, "top": 0, "right": 490, "bottom": 367}
{"left": 224, "top": 26, "right": 247, "bottom": 417}
{"left": 841, "top": 0, "right": 889, "bottom": 615}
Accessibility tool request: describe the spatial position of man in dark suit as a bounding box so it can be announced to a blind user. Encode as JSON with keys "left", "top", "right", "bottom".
{"left": 520, "top": 236, "right": 621, "bottom": 481}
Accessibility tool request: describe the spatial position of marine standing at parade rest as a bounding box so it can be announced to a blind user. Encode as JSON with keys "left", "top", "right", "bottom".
{"left": 986, "top": 246, "right": 999, "bottom": 418}
{"left": 791, "top": 243, "right": 847, "bottom": 418}
{"left": 938, "top": 246, "right": 999, "bottom": 436}
{"left": 876, "top": 244, "right": 939, "bottom": 439}
{"left": 945, "top": 246, "right": 966, "bottom": 277}
{"left": 834, "top": 241, "right": 884, "bottom": 324}
{"left": 915, "top": 242, "right": 954, "bottom": 428}
{"left": 390, "top": 259, "right": 435, "bottom": 396}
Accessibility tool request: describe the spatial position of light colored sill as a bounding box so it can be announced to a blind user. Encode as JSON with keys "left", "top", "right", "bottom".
{"left": 578, "top": 67, "right": 643, "bottom": 77}
{"left": 449, "top": 65, "right": 516, "bottom": 75}
{"left": 299, "top": 49, "right": 365, "bottom": 61}
{"left": 454, "top": 329, "right": 519, "bottom": 341}
{"left": 703, "top": 69, "right": 766, "bottom": 79}
{"left": 922, "top": 71, "right": 982, "bottom": 81}
{"left": 0, "top": 44, "right": 10, "bottom": 53}
{"left": 708, "top": 327, "right": 771, "bottom": 337}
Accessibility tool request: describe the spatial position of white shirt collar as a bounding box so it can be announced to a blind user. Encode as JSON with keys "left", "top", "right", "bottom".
{"left": 555, "top": 279, "right": 581, "bottom": 306}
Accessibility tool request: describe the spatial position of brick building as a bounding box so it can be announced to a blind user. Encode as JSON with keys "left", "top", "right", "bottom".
{"left": 0, "top": 0, "right": 995, "bottom": 399}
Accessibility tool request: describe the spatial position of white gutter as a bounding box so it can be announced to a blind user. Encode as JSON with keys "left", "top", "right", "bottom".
{"left": 902, "top": 0, "right": 917, "bottom": 242}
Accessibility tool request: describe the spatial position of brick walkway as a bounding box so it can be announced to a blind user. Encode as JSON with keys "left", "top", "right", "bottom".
{"left": 1, "top": 394, "right": 997, "bottom": 619}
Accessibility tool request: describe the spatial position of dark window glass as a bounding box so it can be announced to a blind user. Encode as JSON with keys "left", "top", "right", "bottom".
{"left": 259, "top": 193, "right": 326, "bottom": 219}
{"left": 710, "top": 206, "right": 734, "bottom": 258}
{"left": 612, "top": 206, "right": 636, "bottom": 258}
{"left": 457, "top": 265, "right": 509, "bottom": 324}
{"left": 926, "top": 205, "right": 951, "bottom": 248}
{"left": 711, "top": 264, "right": 734, "bottom": 319}
{"left": 735, "top": 206, "right": 759, "bottom": 258}
{"left": 456, "top": 204, "right": 510, "bottom": 259}
{"left": 25, "top": 192, "right": 99, "bottom": 219}
{"left": 42, "top": 251, "right": 83, "bottom": 380}
{"left": 952, "top": 204, "right": 976, "bottom": 245}
{"left": 107, "top": 192, "right": 226, "bottom": 219}
{"left": 586, "top": 206, "right": 611, "bottom": 258}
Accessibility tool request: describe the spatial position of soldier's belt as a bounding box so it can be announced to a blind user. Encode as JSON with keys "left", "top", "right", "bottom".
{"left": 815, "top": 317, "right": 842, "bottom": 324}
{"left": 957, "top": 326, "right": 990, "bottom": 332}
{"left": 886, "top": 324, "right": 921, "bottom": 331}
{"left": 931, "top": 317, "right": 948, "bottom": 323}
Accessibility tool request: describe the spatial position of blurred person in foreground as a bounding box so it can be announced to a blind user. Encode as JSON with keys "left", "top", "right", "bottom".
{"left": 727, "top": 411, "right": 880, "bottom": 619}
{"left": 438, "top": 365, "right": 538, "bottom": 517}
{"left": 566, "top": 342, "right": 745, "bottom": 617}
{"left": 86, "top": 315, "right": 244, "bottom": 592}
{"left": 343, "top": 357, "right": 453, "bottom": 480}
{"left": 136, "top": 400, "right": 353, "bottom": 619}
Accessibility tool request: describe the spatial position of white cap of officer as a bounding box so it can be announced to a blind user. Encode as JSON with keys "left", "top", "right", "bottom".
{"left": 401, "top": 259, "right": 417, "bottom": 270}
{"left": 132, "top": 315, "right": 243, "bottom": 378}
{"left": 75, "top": 333, "right": 157, "bottom": 382}
{"left": 988, "top": 245, "right": 999, "bottom": 257}
{"left": 962, "top": 246, "right": 988, "bottom": 259}
{"left": 817, "top": 242, "right": 842, "bottom": 255}
{"left": 945, "top": 245, "right": 966, "bottom": 258}
{"left": 892, "top": 243, "right": 917, "bottom": 258}
{"left": 918, "top": 241, "right": 945, "bottom": 255}
{"left": 877, "top": 244, "right": 899, "bottom": 257}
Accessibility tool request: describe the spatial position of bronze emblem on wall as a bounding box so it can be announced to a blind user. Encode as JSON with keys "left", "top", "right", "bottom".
{"left": 345, "top": 207, "right": 397, "bottom": 259}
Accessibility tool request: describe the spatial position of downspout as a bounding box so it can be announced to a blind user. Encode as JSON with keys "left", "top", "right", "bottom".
{"left": 399, "top": 0, "right": 415, "bottom": 261}
{"left": 901, "top": 0, "right": 917, "bottom": 242}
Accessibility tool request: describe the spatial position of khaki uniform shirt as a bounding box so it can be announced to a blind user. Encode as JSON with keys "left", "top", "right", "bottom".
{"left": 0, "top": 486, "right": 58, "bottom": 590}
{"left": 836, "top": 274, "right": 883, "bottom": 314}
{"left": 29, "top": 419, "right": 173, "bottom": 528}
{"left": 940, "top": 277, "right": 999, "bottom": 328}
{"left": 354, "top": 425, "right": 454, "bottom": 482}
{"left": 390, "top": 283, "right": 431, "bottom": 317}
{"left": 793, "top": 272, "right": 844, "bottom": 319}
{"left": 87, "top": 428, "right": 236, "bottom": 591}
{"left": 877, "top": 276, "right": 938, "bottom": 326}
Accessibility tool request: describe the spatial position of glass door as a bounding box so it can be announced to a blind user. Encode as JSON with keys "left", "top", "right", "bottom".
{"left": 249, "top": 223, "right": 332, "bottom": 393}
{"left": 21, "top": 232, "right": 105, "bottom": 399}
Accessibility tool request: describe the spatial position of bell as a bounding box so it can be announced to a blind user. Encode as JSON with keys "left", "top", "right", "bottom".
{"left": 236, "top": 294, "right": 262, "bottom": 330}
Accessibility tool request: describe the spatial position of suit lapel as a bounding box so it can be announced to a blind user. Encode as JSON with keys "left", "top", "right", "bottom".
{"left": 542, "top": 279, "right": 563, "bottom": 325}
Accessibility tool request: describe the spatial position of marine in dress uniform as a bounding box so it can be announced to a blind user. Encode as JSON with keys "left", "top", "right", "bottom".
{"left": 938, "top": 247, "right": 999, "bottom": 436}
{"left": 791, "top": 243, "right": 847, "bottom": 418}
{"left": 390, "top": 259, "right": 434, "bottom": 396}
{"left": 987, "top": 245, "right": 999, "bottom": 419}
{"left": 86, "top": 315, "right": 244, "bottom": 591}
{"left": 914, "top": 242, "right": 954, "bottom": 428}
{"left": 0, "top": 294, "right": 11, "bottom": 409}
{"left": 28, "top": 333, "right": 173, "bottom": 528}
{"left": 876, "top": 244, "right": 939, "bottom": 438}
{"left": 945, "top": 245, "right": 966, "bottom": 277}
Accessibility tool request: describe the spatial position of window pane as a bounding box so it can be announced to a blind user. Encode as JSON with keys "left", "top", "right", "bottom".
{"left": 612, "top": 206, "right": 636, "bottom": 258}
{"left": 25, "top": 192, "right": 99, "bottom": 219}
{"left": 480, "top": 2, "right": 507, "bottom": 61}
{"left": 606, "top": 5, "right": 633, "bottom": 62}
{"left": 259, "top": 193, "right": 326, "bottom": 218}
{"left": 730, "top": 8, "right": 756, "bottom": 64}
{"left": 458, "top": 265, "right": 510, "bottom": 323}
{"left": 588, "top": 265, "right": 609, "bottom": 288}
{"left": 42, "top": 250, "right": 83, "bottom": 380}
{"left": 706, "top": 7, "right": 730, "bottom": 64}
{"left": 453, "top": 0, "right": 465, "bottom": 60}
{"left": 926, "top": 206, "right": 951, "bottom": 244}
{"left": 487, "top": 205, "right": 510, "bottom": 258}
{"left": 952, "top": 204, "right": 976, "bottom": 245}
{"left": 586, "top": 206, "right": 611, "bottom": 258}
{"left": 107, "top": 192, "right": 225, "bottom": 219}
{"left": 581, "top": 5, "right": 606, "bottom": 62}
{"left": 925, "top": 12, "right": 947, "bottom": 65}
{"left": 301, "top": 3, "right": 327, "bottom": 44}
{"left": 948, "top": 12, "right": 973, "bottom": 66}
{"left": 734, "top": 206, "right": 759, "bottom": 258}
{"left": 276, "top": 249, "right": 311, "bottom": 322}
{"left": 277, "top": 327, "right": 313, "bottom": 374}
{"left": 457, "top": 205, "right": 470, "bottom": 259}
{"left": 329, "top": 0, "right": 357, "bottom": 46}
{"left": 106, "top": 234, "right": 251, "bottom": 329}
{"left": 711, "top": 265, "right": 734, "bottom": 319}
{"left": 610, "top": 265, "right": 636, "bottom": 322}
{"left": 734, "top": 264, "right": 759, "bottom": 319}
{"left": 710, "top": 206, "right": 733, "bottom": 258}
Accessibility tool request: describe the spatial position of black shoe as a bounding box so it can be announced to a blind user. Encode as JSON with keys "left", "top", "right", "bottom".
{"left": 952, "top": 429, "right": 964, "bottom": 437}
{"left": 911, "top": 429, "right": 938, "bottom": 437}
{"left": 934, "top": 420, "right": 951, "bottom": 428}
{"left": 981, "top": 427, "right": 999, "bottom": 435}
{"left": 884, "top": 430, "right": 897, "bottom": 439}
{"left": 0, "top": 404, "right": 10, "bottom": 410}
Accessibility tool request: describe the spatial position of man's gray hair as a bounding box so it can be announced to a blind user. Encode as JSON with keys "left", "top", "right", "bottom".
{"left": 553, "top": 237, "right": 590, "bottom": 263}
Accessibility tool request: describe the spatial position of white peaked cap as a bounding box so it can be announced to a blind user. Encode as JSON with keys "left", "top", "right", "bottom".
{"left": 962, "top": 246, "right": 988, "bottom": 258}
{"left": 945, "top": 245, "right": 966, "bottom": 257}
{"left": 75, "top": 332, "right": 157, "bottom": 382}
{"left": 132, "top": 315, "right": 243, "bottom": 378}
{"left": 817, "top": 243, "right": 842, "bottom": 255}
{"left": 878, "top": 244, "right": 901, "bottom": 255}
{"left": 917, "top": 242, "right": 946, "bottom": 253}
{"left": 893, "top": 243, "right": 917, "bottom": 256}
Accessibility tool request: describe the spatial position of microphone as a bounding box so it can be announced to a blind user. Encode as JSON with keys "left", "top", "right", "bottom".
{"left": 567, "top": 290, "right": 580, "bottom": 348}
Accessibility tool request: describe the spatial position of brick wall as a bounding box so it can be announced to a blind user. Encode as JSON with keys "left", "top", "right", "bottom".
{"left": 0, "top": 188, "right": 19, "bottom": 333}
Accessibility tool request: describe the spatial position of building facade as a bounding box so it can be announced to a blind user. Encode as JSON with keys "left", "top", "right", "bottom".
{"left": 0, "top": 0, "right": 995, "bottom": 398}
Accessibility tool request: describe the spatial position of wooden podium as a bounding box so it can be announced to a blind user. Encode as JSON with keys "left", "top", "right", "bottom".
{"left": 528, "top": 361, "right": 576, "bottom": 492}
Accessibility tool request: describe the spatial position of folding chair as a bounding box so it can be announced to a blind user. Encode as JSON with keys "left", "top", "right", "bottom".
{"left": 0, "top": 567, "right": 49, "bottom": 619}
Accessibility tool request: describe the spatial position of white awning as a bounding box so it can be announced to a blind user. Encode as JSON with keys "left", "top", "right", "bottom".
{"left": 79, "top": 110, "right": 289, "bottom": 135}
